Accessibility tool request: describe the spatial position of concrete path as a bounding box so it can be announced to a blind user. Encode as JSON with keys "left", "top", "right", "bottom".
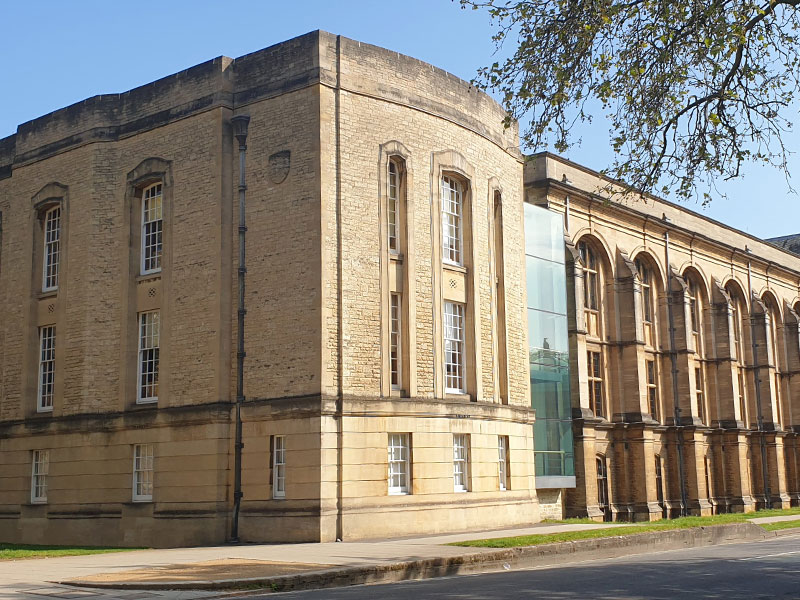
{"left": 0, "top": 517, "right": 795, "bottom": 599}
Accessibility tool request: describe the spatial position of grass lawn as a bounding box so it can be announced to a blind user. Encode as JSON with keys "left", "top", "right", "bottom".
{"left": 452, "top": 508, "right": 800, "bottom": 548}
{"left": 0, "top": 544, "right": 138, "bottom": 560}
{"left": 761, "top": 519, "right": 800, "bottom": 532}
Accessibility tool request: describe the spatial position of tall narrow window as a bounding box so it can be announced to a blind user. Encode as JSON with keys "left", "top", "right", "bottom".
{"left": 388, "top": 161, "right": 399, "bottom": 253}
{"left": 42, "top": 206, "right": 60, "bottom": 291}
{"left": 588, "top": 350, "right": 604, "bottom": 418}
{"left": 578, "top": 241, "right": 599, "bottom": 337}
{"left": 441, "top": 176, "right": 463, "bottom": 265}
{"left": 453, "top": 434, "right": 470, "bottom": 492}
{"left": 37, "top": 325, "right": 56, "bottom": 412}
{"left": 731, "top": 296, "right": 743, "bottom": 360}
{"left": 637, "top": 259, "right": 652, "bottom": 322}
{"left": 597, "top": 456, "right": 611, "bottom": 522}
{"left": 655, "top": 455, "right": 665, "bottom": 519}
{"left": 695, "top": 366, "right": 705, "bottom": 424}
{"left": 31, "top": 450, "right": 49, "bottom": 504}
{"left": 137, "top": 311, "right": 160, "bottom": 403}
{"left": 775, "top": 373, "right": 783, "bottom": 428}
{"left": 493, "top": 192, "right": 508, "bottom": 403}
{"left": 636, "top": 258, "right": 654, "bottom": 346}
{"left": 647, "top": 359, "right": 658, "bottom": 421}
{"left": 390, "top": 293, "right": 402, "bottom": 390}
{"left": 444, "top": 302, "right": 465, "bottom": 393}
{"left": 273, "top": 435, "right": 286, "bottom": 499}
{"left": 737, "top": 368, "right": 747, "bottom": 424}
{"left": 132, "top": 444, "right": 154, "bottom": 502}
{"left": 688, "top": 280, "right": 701, "bottom": 351}
{"left": 388, "top": 433, "right": 410, "bottom": 495}
{"left": 141, "top": 183, "right": 163, "bottom": 274}
{"left": 498, "top": 435, "right": 510, "bottom": 491}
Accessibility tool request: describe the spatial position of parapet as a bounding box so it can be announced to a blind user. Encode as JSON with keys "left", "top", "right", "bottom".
{"left": 0, "top": 31, "right": 519, "bottom": 178}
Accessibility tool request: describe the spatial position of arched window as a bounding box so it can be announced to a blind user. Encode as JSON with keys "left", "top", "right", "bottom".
{"left": 687, "top": 278, "right": 702, "bottom": 353}
{"left": 636, "top": 258, "right": 655, "bottom": 342}
{"left": 726, "top": 281, "right": 749, "bottom": 424}
{"left": 578, "top": 240, "right": 600, "bottom": 337}
{"left": 685, "top": 271, "right": 707, "bottom": 424}
{"left": 764, "top": 295, "right": 784, "bottom": 428}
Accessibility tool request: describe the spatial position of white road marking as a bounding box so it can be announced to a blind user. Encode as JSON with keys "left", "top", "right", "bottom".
{"left": 738, "top": 550, "right": 800, "bottom": 561}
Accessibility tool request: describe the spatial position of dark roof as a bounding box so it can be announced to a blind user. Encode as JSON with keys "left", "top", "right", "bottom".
{"left": 768, "top": 234, "right": 800, "bottom": 256}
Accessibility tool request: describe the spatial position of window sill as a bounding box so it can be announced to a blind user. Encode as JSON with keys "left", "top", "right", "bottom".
{"left": 35, "top": 407, "right": 54, "bottom": 415}
{"left": 131, "top": 498, "right": 153, "bottom": 503}
{"left": 137, "top": 272, "right": 162, "bottom": 283}
{"left": 445, "top": 392, "right": 472, "bottom": 402}
{"left": 37, "top": 290, "right": 58, "bottom": 300}
{"left": 28, "top": 500, "right": 48, "bottom": 506}
{"left": 443, "top": 262, "right": 467, "bottom": 274}
{"left": 390, "top": 252, "right": 404, "bottom": 263}
{"left": 388, "top": 490, "right": 409, "bottom": 496}
{"left": 130, "top": 401, "right": 158, "bottom": 412}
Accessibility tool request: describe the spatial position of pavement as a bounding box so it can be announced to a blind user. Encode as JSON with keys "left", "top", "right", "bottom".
{"left": 255, "top": 531, "right": 800, "bottom": 599}
{"left": 1, "top": 517, "right": 796, "bottom": 600}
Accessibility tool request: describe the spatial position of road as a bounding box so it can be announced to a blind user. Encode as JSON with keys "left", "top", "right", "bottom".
{"left": 258, "top": 533, "right": 800, "bottom": 599}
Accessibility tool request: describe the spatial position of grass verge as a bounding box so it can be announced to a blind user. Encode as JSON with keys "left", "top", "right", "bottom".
{"left": 0, "top": 544, "right": 138, "bottom": 561}
{"left": 760, "top": 519, "right": 800, "bottom": 532}
{"left": 452, "top": 508, "right": 800, "bottom": 548}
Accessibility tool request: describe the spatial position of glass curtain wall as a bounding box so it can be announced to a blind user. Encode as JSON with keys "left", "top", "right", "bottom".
{"left": 524, "top": 203, "right": 575, "bottom": 486}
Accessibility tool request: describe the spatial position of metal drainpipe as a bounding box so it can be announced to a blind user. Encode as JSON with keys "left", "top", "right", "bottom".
{"left": 664, "top": 230, "right": 689, "bottom": 517}
{"left": 230, "top": 114, "right": 250, "bottom": 543}
{"left": 747, "top": 260, "right": 772, "bottom": 507}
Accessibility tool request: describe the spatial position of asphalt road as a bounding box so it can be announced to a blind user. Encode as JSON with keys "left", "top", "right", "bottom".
{"left": 259, "top": 533, "right": 800, "bottom": 599}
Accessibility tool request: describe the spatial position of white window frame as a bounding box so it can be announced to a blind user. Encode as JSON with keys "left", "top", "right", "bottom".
{"left": 498, "top": 435, "right": 510, "bottom": 491}
{"left": 587, "top": 349, "right": 604, "bottom": 418}
{"left": 695, "top": 365, "right": 705, "bottom": 424}
{"left": 137, "top": 311, "right": 160, "bottom": 403}
{"left": 453, "top": 434, "right": 470, "bottom": 492}
{"left": 390, "top": 293, "right": 402, "bottom": 390}
{"left": 37, "top": 325, "right": 56, "bottom": 412}
{"left": 273, "top": 435, "right": 286, "bottom": 499}
{"left": 42, "top": 205, "right": 61, "bottom": 292}
{"left": 388, "top": 160, "right": 399, "bottom": 253}
{"left": 388, "top": 433, "right": 410, "bottom": 495}
{"left": 444, "top": 301, "right": 466, "bottom": 394}
{"left": 31, "top": 450, "right": 49, "bottom": 504}
{"left": 132, "top": 444, "right": 154, "bottom": 502}
{"left": 141, "top": 183, "right": 163, "bottom": 275}
{"left": 646, "top": 358, "right": 658, "bottom": 421}
{"left": 441, "top": 175, "right": 463, "bottom": 266}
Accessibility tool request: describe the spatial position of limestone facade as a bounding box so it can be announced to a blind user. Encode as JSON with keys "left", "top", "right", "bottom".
{"left": 0, "top": 31, "right": 538, "bottom": 547}
{"left": 526, "top": 153, "right": 800, "bottom": 521}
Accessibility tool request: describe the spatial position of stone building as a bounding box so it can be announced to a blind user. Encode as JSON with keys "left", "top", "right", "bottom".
{"left": 526, "top": 153, "right": 800, "bottom": 521}
{"left": 0, "top": 31, "right": 538, "bottom": 547}
{"left": 2, "top": 30, "right": 798, "bottom": 549}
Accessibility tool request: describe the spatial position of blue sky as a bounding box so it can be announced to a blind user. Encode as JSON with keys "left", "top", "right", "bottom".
{"left": 1, "top": 0, "right": 796, "bottom": 239}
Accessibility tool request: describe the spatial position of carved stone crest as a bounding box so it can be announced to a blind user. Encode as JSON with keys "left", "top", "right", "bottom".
{"left": 268, "top": 150, "right": 290, "bottom": 184}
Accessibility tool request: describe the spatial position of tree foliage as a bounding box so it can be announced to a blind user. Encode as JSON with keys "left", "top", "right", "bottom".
{"left": 462, "top": 0, "right": 800, "bottom": 202}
